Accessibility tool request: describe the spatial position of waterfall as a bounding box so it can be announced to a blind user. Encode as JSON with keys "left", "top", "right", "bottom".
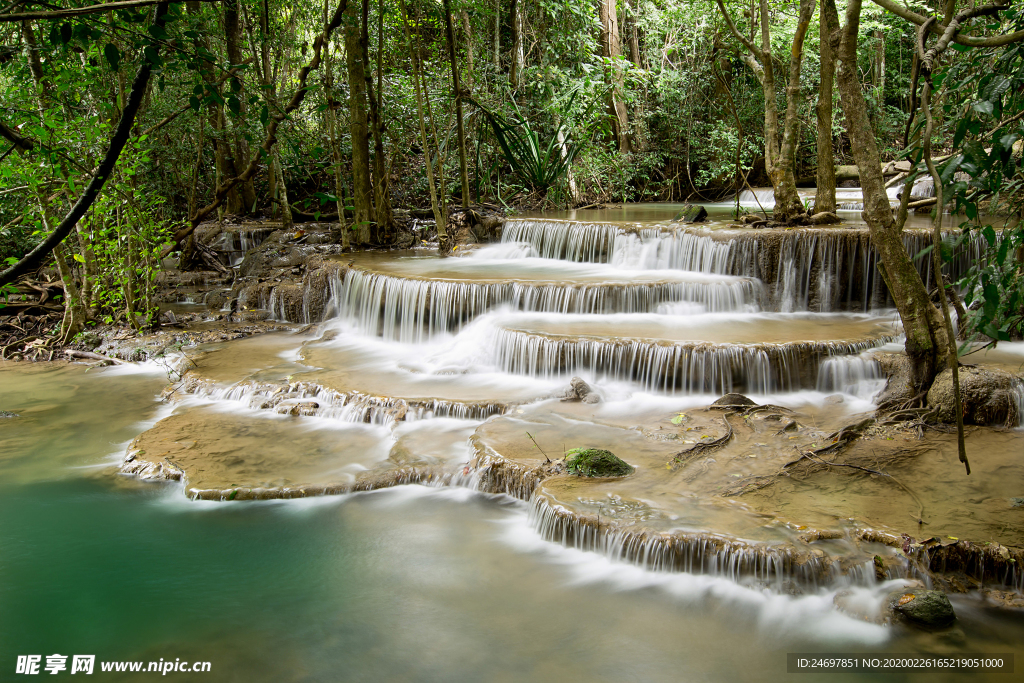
{"left": 490, "top": 327, "right": 897, "bottom": 394}
{"left": 817, "top": 354, "right": 886, "bottom": 400}
{"left": 494, "top": 220, "right": 988, "bottom": 314}
{"left": 329, "top": 268, "right": 763, "bottom": 342}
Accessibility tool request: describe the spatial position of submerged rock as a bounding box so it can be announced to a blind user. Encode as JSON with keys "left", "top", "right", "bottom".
{"left": 671, "top": 203, "right": 708, "bottom": 223}
{"left": 564, "top": 448, "right": 634, "bottom": 477}
{"left": 0, "top": 410, "right": 18, "bottom": 418}
{"left": 927, "top": 366, "right": 1021, "bottom": 427}
{"left": 887, "top": 588, "right": 956, "bottom": 629}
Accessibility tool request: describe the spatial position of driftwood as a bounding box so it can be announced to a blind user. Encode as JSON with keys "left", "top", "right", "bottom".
{"left": 65, "top": 349, "right": 125, "bottom": 364}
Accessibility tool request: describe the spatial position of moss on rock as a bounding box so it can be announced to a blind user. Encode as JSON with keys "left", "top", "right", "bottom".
{"left": 564, "top": 448, "right": 634, "bottom": 477}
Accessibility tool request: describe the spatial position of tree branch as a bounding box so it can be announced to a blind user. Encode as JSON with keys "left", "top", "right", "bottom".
{"left": 869, "top": 0, "right": 1024, "bottom": 47}
{"left": 0, "top": 118, "right": 34, "bottom": 151}
{"left": 0, "top": 0, "right": 213, "bottom": 22}
{"left": 0, "top": 2, "right": 170, "bottom": 288}
{"left": 714, "top": 0, "right": 765, "bottom": 61}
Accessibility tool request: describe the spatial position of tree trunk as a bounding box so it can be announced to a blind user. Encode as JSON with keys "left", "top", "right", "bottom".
{"left": 814, "top": 1, "right": 837, "bottom": 214}
{"left": 823, "top": 0, "right": 950, "bottom": 392}
{"left": 493, "top": 0, "right": 501, "bottom": 73}
{"left": 362, "top": 0, "right": 394, "bottom": 238}
{"left": 599, "top": 0, "right": 630, "bottom": 153}
{"left": 509, "top": 0, "right": 524, "bottom": 88}
{"left": 769, "top": 0, "right": 813, "bottom": 223}
{"left": 461, "top": 9, "right": 475, "bottom": 90}
{"left": 627, "top": 0, "right": 641, "bottom": 66}
{"left": 399, "top": 0, "right": 445, "bottom": 249}
{"left": 874, "top": 28, "right": 886, "bottom": 106}
{"left": 345, "top": 0, "right": 374, "bottom": 244}
{"left": 223, "top": 0, "right": 256, "bottom": 213}
{"left": 322, "top": 6, "right": 349, "bottom": 246}
{"left": 442, "top": 0, "right": 471, "bottom": 209}
{"left": 273, "top": 147, "right": 293, "bottom": 231}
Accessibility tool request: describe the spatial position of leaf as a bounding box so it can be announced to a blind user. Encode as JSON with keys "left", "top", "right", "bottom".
{"left": 104, "top": 43, "right": 121, "bottom": 71}
{"left": 972, "top": 100, "right": 994, "bottom": 116}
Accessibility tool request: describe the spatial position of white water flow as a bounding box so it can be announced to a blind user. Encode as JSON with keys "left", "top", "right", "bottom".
{"left": 84, "top": 203, "right": 1024, "bottom": 675}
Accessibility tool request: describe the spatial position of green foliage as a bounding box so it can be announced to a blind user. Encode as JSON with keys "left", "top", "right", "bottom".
{"left": 473, "top": 96, "right": 582, "bottom": 196}
{"left": 924, "top": 5, "right": 1024, "bottom": 343}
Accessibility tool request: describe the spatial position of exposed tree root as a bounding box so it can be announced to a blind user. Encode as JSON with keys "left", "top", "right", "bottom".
{"left": 668, "top": 416, "right": 734, "bottom": 470}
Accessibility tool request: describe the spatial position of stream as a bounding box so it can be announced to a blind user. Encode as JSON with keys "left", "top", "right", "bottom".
{"left": 2, "top": 199, "right": 1023, "bottom": 681}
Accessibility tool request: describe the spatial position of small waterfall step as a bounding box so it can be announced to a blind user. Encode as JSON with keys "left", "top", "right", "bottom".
{"left": 331, "top": 252, "right": 762, "bottom": 341}
{"left": 490, "top": 312, "right": 900, "bottom": 393}
{"left": 121, "top": 402, "right": 473, "bottom": 500}
{"left": 498, "top": 219, "right": 984, "bottom": 312}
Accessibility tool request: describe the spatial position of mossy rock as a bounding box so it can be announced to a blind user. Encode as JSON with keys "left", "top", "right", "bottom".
{"left": 565, "top": 448, "right": 634, "bottom": 477}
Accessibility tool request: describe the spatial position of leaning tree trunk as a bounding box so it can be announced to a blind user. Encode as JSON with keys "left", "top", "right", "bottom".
{"left": 823, "top": 0, "right": 950, "bottom": 393}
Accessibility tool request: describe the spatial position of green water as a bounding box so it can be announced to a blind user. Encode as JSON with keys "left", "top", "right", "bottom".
{"left": 2, "top": 362, "right": 1022, "bottom": 682}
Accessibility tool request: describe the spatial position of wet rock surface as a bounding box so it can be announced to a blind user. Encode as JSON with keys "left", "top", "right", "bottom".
{"left": 887, "top": 588, "right": 957, "bottom": 629}
{"left": 927, "top": 366, "right": 1022, "bottom": 427}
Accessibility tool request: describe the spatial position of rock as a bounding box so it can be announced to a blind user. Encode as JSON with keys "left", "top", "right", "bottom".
{"left": 561, "top": 376, "right": 600, "bottom": 403}
{"left": 809, "top": 212, "right": 840, "bottom": 225}
{"left": 564, "top": 448, "right": 634, "bottom": 477}
{"left": 71, "top": 331, "right": 103, "bottom": 350}
{"left": 824, "top": 394, "right": 845, "bottom": 405}
{"left": 0, "top": 410, "right": 18, "bottom": 418}
{"left": 740, "top": 214, "right": 761, "bottom": 224}
{"left": 926, "top": 366, "right": 1021, "bottom": 426}
{"left": 204, "top": 290, "right": 230, "bottom": 310}
{"left": 1011, "top": 497, "right": 1024, "bottom": 509}
{"left": 671, "top": 203, "right": 708, "bottom": 223}
{"left": 835, "top": 165, "right": 860, "bottom": 182}
{"left": 712, "top": 393, "right": 757, "bottom": 407}
{"left": 887, "top": 588, "right": 956, "bottom": 629}
{"left": 838, "top": 179, "right": 859, "bottom": 188}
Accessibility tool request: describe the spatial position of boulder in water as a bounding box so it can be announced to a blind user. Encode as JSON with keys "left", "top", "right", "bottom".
{"left": 887, "top": 588, "right": 956, "bottom": 629}
{"left": 561, "top": 376, "right": 600, "bottom": 404}
{"left": 712, "top": 393, "right": 757, "bottom": 407}
{"left": 809, "top": 212, "right": 840, "bottom": 225}
{"left": 926, "top": 366, "right": 1021, "bottom": 427}
{"left": 564, "top": 448, "right": 634, "bottom": 477}
{"left": 671, "top": 203, "right": 708, "bottom": 223}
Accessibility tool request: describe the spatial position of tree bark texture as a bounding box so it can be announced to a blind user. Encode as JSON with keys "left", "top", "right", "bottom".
{"left": 815, "top": 1, "right": 837, "bottom": 214}
{"left": 345, "top": 0, "right": 374, "bottom": 244}
{"left": 442, "top": 0, "right": 471, "bottom": 208}
{"left": 823, "top": 0, "right": 950, "bottom": 393}
{"left": 599, "top": 0, "right": 630, "bottom": 153}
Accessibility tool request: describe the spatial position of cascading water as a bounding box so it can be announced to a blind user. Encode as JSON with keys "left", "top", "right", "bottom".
{"left": 118, "top": 209, "right": 1024, "bottom": 604}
